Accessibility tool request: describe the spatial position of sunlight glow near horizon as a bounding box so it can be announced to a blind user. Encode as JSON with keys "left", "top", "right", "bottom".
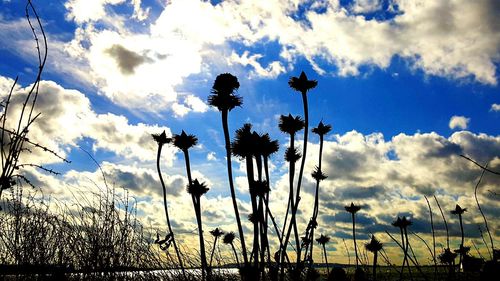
{"left": 0, "top": 0, "right": 499, "bottom": 264}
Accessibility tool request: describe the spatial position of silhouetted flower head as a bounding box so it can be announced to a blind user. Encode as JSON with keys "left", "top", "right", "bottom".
{"left": 231, "top": 123, "right": 255, "bottom": 158}
{"left": 210, "top": 227, "right": 224, "bottom": 238}
{"left": 223, "top": 232, "right": 236, "bottom": 244}
{"left": 451, "top": 204, "right": 467, "bottom": 215}
{"left": 288, "top": 71, "right": 317, "bottom": 93}
{"left": 312, "top": 121, "right": 332, "bottom": 136}
{"left": 285, "top": 146, "right": 302, "bottom": 163}
{"left": 438, "top": 248, "right": 457, "bottom": 265}
{"left": 259, "top": 133, "right": 279, "bottom": 158}
{"left": 279, "top": 114, "right": 305, "bottom": 135}
{"left": 345, "top": 202, "right": 361, "bottom": 214}
{"left": 316, "top": 234, "right": 330, "bottom": 246}
{"left": 311, "top": 166, "right": 327, "bottom": 181}
{"left": 301, "top": 236, "right": 311, "bottom": 246}
{"left": 212, "top": 73, "right": 240, "bottom": 95}
{"left": 248, "top": 212, "right": 260, "bottom": 224}
{"left": 365, "top": 235, "right": 383, "bottom": 253}
{"left": 152, "top": 130, "right": 171, "bottom": 146}
{"left": 392, "top": 216, "right": 412, "bottom": 229}
{"left": 307, "top": 218, "right": 318, "bottom": 230}
{"left": 187, "top": 178, "right": 209, "bottom": 197}
{"left": 208, "top": 73, "right": 242, "bottom": 112}
{"left": 173, "top": 130, "right": 198, "bottom": 151}
{"left": 249, "top": 180, "right": 270, "bottom": 198}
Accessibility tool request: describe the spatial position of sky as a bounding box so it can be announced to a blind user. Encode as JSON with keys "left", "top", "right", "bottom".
{"left": 1, "top": 0, "right": 499, "bottom": 264}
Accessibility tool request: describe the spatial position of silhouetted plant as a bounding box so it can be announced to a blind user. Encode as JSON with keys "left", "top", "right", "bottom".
{"left": 151, "top": 131, "right": 186, "bottom": 280}
{"left": 209, "top": 227, "right": 224, "bottom": 268}
{"left": 278, "top": 114, "right": 304, "bottom": 268}
{"left": 304, "top": 121, "right": 331, "bottom": 267}
{"left": 365, "top": 235, "right": 383, "bottom": 281}
{"left": 223, "top": 232, "right": 240, "bottom": 266}
{"left": 451, "top": 204, "right": 467, "bottom": 271}
{"left": 316, "top": 234, "right": 330, "bottom": 275}
{"left": 392, "top": 216, "right": 413, "bottom": 281}
{"left": 462, "top": 159, "right": 496, "bottom": 260}
{"left": 286, "top": 71, "right": 317, "bottom": 267}
{"left": 0, "top": 0, "right": 68, "bottom": 202}
{"left": 231, "top": 123, "right": 260, "bottom": 273}
{"left": 173, "top": 131, "right": 209, "bottom": 280}
{"left": 423, "top": 195, "right": 438, "bottom": 279}
{"left": 345, "top": 202, "right": 361, "bottom": 269}
{"left": 208, "top": 73, "right": 248, "bottom": 268}
{"left": 259, "top": 133, "right": 279, "bottom": 268}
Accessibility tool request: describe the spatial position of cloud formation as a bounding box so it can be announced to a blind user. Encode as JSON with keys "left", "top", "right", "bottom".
{"left": 0, "top": 76, "right": 176, "bottom": 163}
{"left": 3, "top": 0, "right": 496, "bottom": 114}
{"left": 449, "top": 115, "right": 470, "bottom": 130}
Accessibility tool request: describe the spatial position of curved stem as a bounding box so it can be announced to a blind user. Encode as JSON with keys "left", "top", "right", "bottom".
{"left": 293, "top": 92, "right": 309, "bottom": 263}
{"left": 473, "top": 166, "right": 494, "bottom": 258}
{"left": 155, "top": 145, "right": 186, "bottom": 280}
{"left": 221, "top": 110, "right": 248, "bottom": 266}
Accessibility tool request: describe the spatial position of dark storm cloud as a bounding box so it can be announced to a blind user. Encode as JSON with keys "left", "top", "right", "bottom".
{"left": 105, "top": 44, "right": 152, "bottom": 75}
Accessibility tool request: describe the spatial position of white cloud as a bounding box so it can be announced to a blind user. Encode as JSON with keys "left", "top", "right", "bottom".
{"left": 350, "top": 0, "right": 382, "bottom": 14}
{"left": 229, "top": 51, "right": 286, "bottom": 79}
{"left": 3, "top": 0, "right": 497, "bottom": 118}
{"left": 0, "top": 76, "right": 176, "bottom": 164}
{"left": 491, "top": 103, "right": 500, "bottom": 112}
{"left": 65, "top": 0, "right": 125, "bottom": 23}
{"left": 207, "top": 151, "right": 217, "bottom": 161}
{"left": 5, "top": 0, "right": 492, "bottom": 116}
{"left": 185, "top": 95, "right": 209, "bottom": 113}
{"left": 449, "top": 115, "right": 470, "bottom": 130}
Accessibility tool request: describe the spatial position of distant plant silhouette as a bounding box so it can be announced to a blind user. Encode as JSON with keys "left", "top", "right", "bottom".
{"left": 345, "top": 202, "right": 361, "bottom": 269}
{"left": 392, "top": 216, "right": 413, "bottom": 281}
{"left": 207, "top": 73, "right": 248, "bottom": 269}
{"left": 151, "top": 131, "right": 186, "bottom": 280}
{"left": 451, "top": 204, "right": 467, "bottom": 271}
{"left": 209, "top": 227, "right": 224, "bottom": 268}
{"left": 316, "top": 234, "right": 330, "bottom": 275}
{"left": 223, "top": 232, "right": 239, "bottom": 266}
{"left": 365, "top": 235, "right": 383, "bottom": 281}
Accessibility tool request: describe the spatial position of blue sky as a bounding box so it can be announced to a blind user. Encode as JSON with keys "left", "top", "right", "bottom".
{"left": 1, "top": 0, "right": 499, "bottom": 262}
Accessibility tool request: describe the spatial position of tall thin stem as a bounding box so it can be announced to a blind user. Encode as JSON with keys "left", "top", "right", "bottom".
{"left": 434, "top": 195, "right": 449, "bottom": 249}
{"left": 352, "top": 213, "right": 359, "bottom": 269}
{"left": 424, "top": 195, "right": 437, "bottom": 280}
{"left": 473, "top": 166, "right": 494, "bottom": 258}
{"left": 183, "top": 150, "right": 208, "bottom": 281}
{"left": 221, "top": 110, "right": 248, "bottom": 266}
{"left": 155, "top": 145, "right": 186, "bottom": 280}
